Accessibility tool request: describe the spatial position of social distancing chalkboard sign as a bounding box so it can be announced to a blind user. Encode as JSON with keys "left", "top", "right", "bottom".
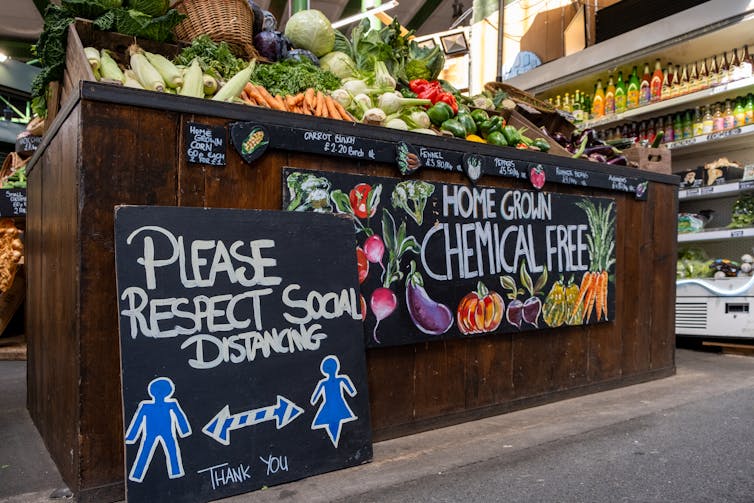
{"left": 283, "top": 169, "right": 617, "bottom": 348}
{"left": 114, "top": 206, "right": 372, "bottom": 503}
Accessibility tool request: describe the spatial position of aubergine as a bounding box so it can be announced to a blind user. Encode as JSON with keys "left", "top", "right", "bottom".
{"left": 405, "top": 261, "right": 453, "bottom": 336}
{"left": 607, "top": 155, "right": 628, "bottom": 166}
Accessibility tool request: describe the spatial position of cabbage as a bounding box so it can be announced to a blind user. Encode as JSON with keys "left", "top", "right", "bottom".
{"left": 127, "top": 0, "right": 169, "bottom": 17}
{"left": 319, "top": 51, "right": 356, "bottom": 79}
{"left": 284, "top": 9, "right": 334, "bottom": 57}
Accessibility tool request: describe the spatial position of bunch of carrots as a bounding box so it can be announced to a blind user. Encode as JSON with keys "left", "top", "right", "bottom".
{"left": 240, "top": 83, "right": 355, "bottom": 121}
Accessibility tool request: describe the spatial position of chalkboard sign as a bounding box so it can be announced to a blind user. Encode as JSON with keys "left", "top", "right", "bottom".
{"left": 15, "top": 134, "right": 41, "bottom": 155}
{"left": 0, "top": 189, "right": 26, "bottom": 217}
{"left": 114, "top": 206, "right": 372, "bottom": 503}
{"left": 283, "top": 169, "right": 617, "bottom": 348}
{"left": 184, "top": 122, "right": 226, "bottom": 166}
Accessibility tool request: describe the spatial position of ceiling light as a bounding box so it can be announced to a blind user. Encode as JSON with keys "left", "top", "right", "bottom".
{"left": 439, "top": 31, "right": 469, "bottom": 55}
{"left": 332, "top": 0, "right": 399, "bottom": 29}
{"left": 0, "top": 53, "right": 8, "bottom": 63}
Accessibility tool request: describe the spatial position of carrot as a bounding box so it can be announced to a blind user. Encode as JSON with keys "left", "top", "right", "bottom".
{"left": 332, "top": 99, "right": 354, "bottom": 121}
{"left": 255, "top": 85, "right": 284, "bottom": 111}
{"left": 286, "top": 94, "right": 296, "bottom": 110}
{"left": 583, "top": 281, "right": 597, "bottom": 323}
{"left": 325, "top": 96, "right": 340, "bottom": 120}
{"left": 300, "top": 103, "right": 312, "bottom": 115}
{"left": 304, "top": 87, "right": 315, "bottom": 109}
{"left": 243, "top": 82, "right": 255, "bottom": 98}
{"left": 274, "top": 94, "right": 286, "bottom": 111}
{"left": 315, "top": 91, "right": 325, "bottom": 117}
{"left": 240, "top": 90, "right": 254, "bottom": 105}
{"left": 594, "top": 271, "right": 604, "bottom": 322}
{"left": 570, "top": 272, "right": 593, "bottom": 321}
{"left": 601, "top": 270, "right": 609, "bottom": 320}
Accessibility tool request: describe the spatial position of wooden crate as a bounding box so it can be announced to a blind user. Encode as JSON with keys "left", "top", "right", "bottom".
{"left": 624, "top": 145, "right": 672, "bottom": 174}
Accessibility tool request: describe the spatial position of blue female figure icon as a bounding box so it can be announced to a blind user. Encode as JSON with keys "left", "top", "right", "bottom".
{"left": 310, "top": 355, "right": 358, "bottom": 448}
{"left": 125, "top": 377, "right": 192, "bottom": 482}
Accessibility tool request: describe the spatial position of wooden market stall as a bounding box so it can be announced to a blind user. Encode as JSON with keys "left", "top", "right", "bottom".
{"left": 26, "top": 78, "right": 678, "bottom": 502}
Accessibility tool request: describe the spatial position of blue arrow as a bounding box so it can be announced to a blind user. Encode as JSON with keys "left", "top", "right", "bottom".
{"left": 202, "top": 396, "right": 304, "bottom": 445}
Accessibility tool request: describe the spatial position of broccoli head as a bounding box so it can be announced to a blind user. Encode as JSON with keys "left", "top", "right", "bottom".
{"left": 391, "top": 180, "right": 435, "bottom": 225}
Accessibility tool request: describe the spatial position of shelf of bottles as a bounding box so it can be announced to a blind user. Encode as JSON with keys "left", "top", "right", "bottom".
{"left": 547, "top": 46, "right": 754, "bottom": 143}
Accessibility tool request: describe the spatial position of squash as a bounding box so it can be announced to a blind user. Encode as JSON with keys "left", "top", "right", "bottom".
{"left": 456, "top": 281, "right": 505, "bottom": 335}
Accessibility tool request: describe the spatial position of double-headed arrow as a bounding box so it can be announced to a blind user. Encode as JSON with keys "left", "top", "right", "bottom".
{"left": 203, "top": 395, "right": 304, "bottom": 445}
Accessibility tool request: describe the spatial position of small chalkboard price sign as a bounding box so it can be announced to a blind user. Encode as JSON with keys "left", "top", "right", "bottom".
{"left": 184, "top": 122, "right": 226, "bottom": 166}
{"left": 114, "top": 206, "right": 372, "bottom": 503}
{"left": 0, "top": 189, "right": 26, "bottom": 217}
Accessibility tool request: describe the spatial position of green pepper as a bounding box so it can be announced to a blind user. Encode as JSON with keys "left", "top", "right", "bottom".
{"left": 486, "top": 131, "right": 508, "bottom": 147}
{"left": 479, "top": 116, "right": 503, "bottom": 139}
{"left": 501, "top": 125, "right": 521, "bottom": 145}
{"left": 457, "top": 112, "right": 477, "bottom": 136}
{"left": 532, "top": 138, "right": 551, "bottom": 152}
{"left": 470, "top": 108, "right": 489, "bottom": 124}
{"left": 427, "top": 101, "right": 455, "bottom": 126}
{"left": 440, "top": 118, "right": 467, "bottom": 138}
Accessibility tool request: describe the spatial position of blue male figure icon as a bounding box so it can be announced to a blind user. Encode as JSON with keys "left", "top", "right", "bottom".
{"left": 310, "top": 355, "right": 357, "bottom": 448}
{"left": 125, "top": 377, "right": 192, "bottom": 483}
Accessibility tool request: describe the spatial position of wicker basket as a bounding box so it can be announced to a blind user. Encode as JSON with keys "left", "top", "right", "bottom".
{"left": 172, "top": 0, "right": 258, "bottom": 60}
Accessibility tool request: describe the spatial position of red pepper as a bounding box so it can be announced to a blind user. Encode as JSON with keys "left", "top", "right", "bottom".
{"left": 435, "top": 92, "right": 458, "bottom": 114}
{"left": 349, "top": 183, "right": 375, "bottom": 219}
{"left": 409, "top": 79, "right": 430, "bottom": 94}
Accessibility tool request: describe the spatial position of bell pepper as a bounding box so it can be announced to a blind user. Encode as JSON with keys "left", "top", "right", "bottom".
{"left": 486, "top": 131, "right": 508, "bottom": 147}
{"left": 457, "top": 112, "right": 477, "bottom": 136}
{"left": 435, "top": 92, "right": 458, "bottom": 114}
{"left": 470, "top": 108, "right": 489, "bottom": 125}
{"left": 479, "top": 116, "right": 503, "bottom": 139}
{"left": 532, "top": 138, "right": 551, "bottom": 152}
{"left": 427, "top": 101, "right": 455, "bottom": 126}
{"left": 501, "top": 125, "right": 521, "bottom": 146}
{"left": 466, "top": 134, "right": 486, "bottom": 143}
{"left": 440, "top": 118, "right": 467, "bottom": 138}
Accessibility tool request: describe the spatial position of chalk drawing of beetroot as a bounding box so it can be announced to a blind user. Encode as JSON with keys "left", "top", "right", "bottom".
{"left": 405, "top": 261, "right": 453, "bottom": 335}
{"left": 500, "top": 261, "right": 548, "bottom": 329}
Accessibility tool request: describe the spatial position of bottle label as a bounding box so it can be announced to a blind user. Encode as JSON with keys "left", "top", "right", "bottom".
{"left": 605, "top": 95, "right": 615, "bottom": 115}
{"left": 713, "top": 117, "right": 725, "bottom": 131}
{"left": 627, "top": 88, "right": 639, "bottom": 108}
{"left": 640, "top": 83, "right": 651, "bottom": 105}
{"left": 650, "top": 77, "right": 662, "bottom": 101}
{"left": 615, "top": 92, "right": 626, "bottom": 113}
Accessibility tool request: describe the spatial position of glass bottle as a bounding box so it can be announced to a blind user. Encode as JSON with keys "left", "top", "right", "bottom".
{"left": 592, "top": 80, "right": 605, "bottom": 118}
{"left": 563, "top": 92, "right": 572, "bottom": 113}
{"left": 740, "top": 46, "right": 753, "bottom": 80}
{"left": 683, "top": 110, "right": 693, "bottom": 139}
{"left": 734, "top": 97, "right": 746, "bottom": 127}
{"left": 746, "top": 93, "right": 754, "bottom": 125}
{"left": 730, "top": 48, "right": 741, "bottom": 81}
{"left": 670, "top": 64, "right": 681, "bottom": 98}
{"left": 702, "top": 105, "right": 714, "bottom": 134}
{"left": 650, "top": 59, "right": 663, "bottom": 102}
{"left": 664, "top": 114, "right": 675, "bottom": 142}
{"left": 638, "top": 120, "right": 647, "bottom": 143}
{"left": 679, "top": 65, "right": 689, "bottom": 95}
{"left": 661, "top": 63, "right": 673, "bottom": 100}
{"left": 673, "top": 112, "right": 684, "bottom": 137}
{"left": 718, "top": 53, "right": 729, "bottom": 85}
{"left": 583, "top": 93, "right": 592, "bottom": 121}
{"left": 688, "top": 62, "right": 699, "bottom": 93}
{"left": 693, "top": 107, "right": 704, "bottom": 137}
{"left": 605, "top": 75, "right": 616, "bottom": 115}
{"left": 713, "top": 103, "right": 725, "bottom": 131}
{"left": 640, "top": 63, "right": 651, "bottom": 106}
{"left": 698, "top": 59, "right": 709, "bottom": 89}
{"left": 572, "top": 89, "right": 582, "bottom": 123}
{"left": 627, "top": 66, "right": 640, "bottom": 109}
{"left": 615, "top": 71, "right": 627, "bottom": 113}
{"left": 554, "top": 95, "right": 562, "bottom": 111}
{"left": 646, "top": 118, "right": 656, "bottom": 144}
{"left": 723, "top": 99, "right": 735, "bottom": 129}
{"left": 709, "top": 56, "right": 719, "bottom": 87}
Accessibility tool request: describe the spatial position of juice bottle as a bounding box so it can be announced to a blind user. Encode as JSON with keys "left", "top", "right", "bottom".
{"left": 592, "top": 80, "right": 605, "bottom": 118}
{"left": 689, "top": 63, "right": 699, "bottom": 93}
{"left": 638, "top": 120, "right": 647, "bottom": 142}
{"left": 698, "top": 59, "right": 709, "bottom": 89}
{"left": 740, "top": 46, "right": 753, "bottom": 79}
{"left": 709, "top": 56, "right": 719, "bottom": 87}
{"left": 627, "top": 66, "right": 640, "bottom": 109}
{"left": 583, "top": 93, "right": 592, "bottom": 121}
{"left": 563, "top": 92, "right": 572, "bottom": 113}
{"left": 670, "top": 65, "right": 681, "bottom": 98}
{"left": 646, "top": 118, "right": 656, "bottom": 144}
{"left": 713, "top": 103, "right": 724, "bottom": 131}
{"left": 554, "top": 95, "right": 562, "bottom": 110}
{"left": 717, "top": 52, "right": 730, "bottom": 85}
{"left": 723, "top": 99, "right": 735, "bottom": 129}
{"left": 664, "top": 114, "right": 675, "bottom": 141}
{"left": 746, "top": 93, "right": 754, "bottom": 125}
{"left": 673, "top": 113, "right": 683, "bottom": 137}
{"left": 734, "top": 97, "right": 746, "bottom": 127}
{"left": 650, "top": 59, "right": 663, "bottom": 102}
{"left": 615, "top": 71, "right": 627, "bottom": 113}
{"left": 679, "top": 65, "right": 689, "bottom": 95}
{"left": 683, "top": 110, "right": 693, "bottom": 139}
{"left": 693, "top": 107, "right": 704, "bottom": 136}
{"left": 702, "top": 106, "right": 714, "bottom": 134}
{"left": 605, "top": 75, "right": 616, "bottom": 115}
{"left": 661, "top": 63, "right": 673, "bottom": 100}
{"left": 639, "top": 63, "right": 651, "bottom": 106}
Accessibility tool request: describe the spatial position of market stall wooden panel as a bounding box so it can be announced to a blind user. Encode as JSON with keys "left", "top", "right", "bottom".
{"left": 26, "top": 84, "right": 678, "bottom": 501}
